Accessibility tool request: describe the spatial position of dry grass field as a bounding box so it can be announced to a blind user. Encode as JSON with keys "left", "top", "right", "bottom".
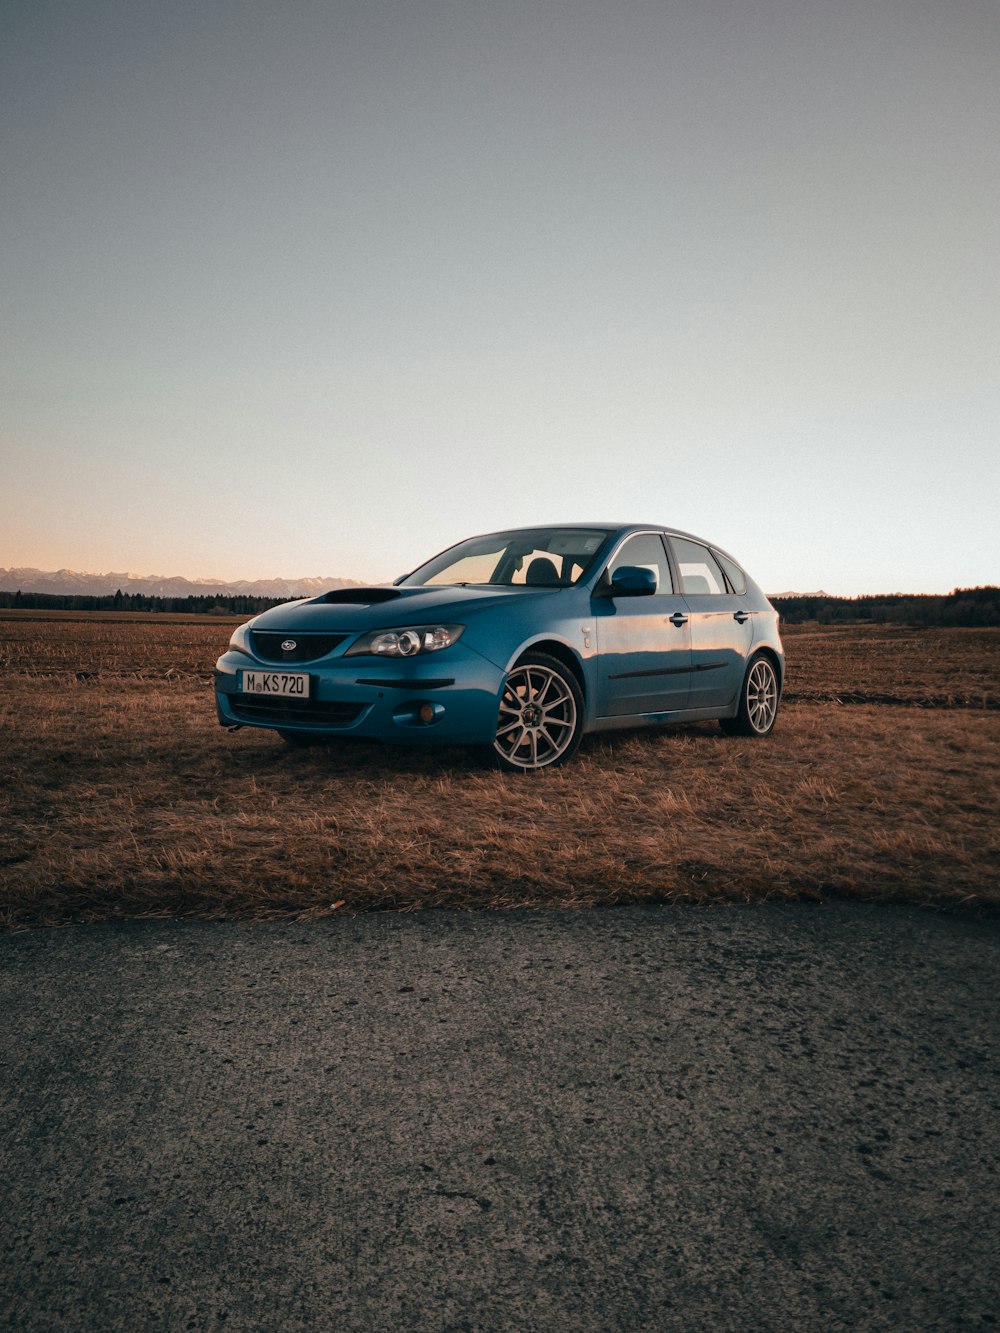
{"left": 1, "top": 613, "right": 998, "bottom": 926}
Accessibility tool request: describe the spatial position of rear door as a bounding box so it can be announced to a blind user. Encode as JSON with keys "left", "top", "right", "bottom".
{"left": 593, "top": 532, "right": 693, "bottom": 717}
{"left": 666, "top": 536, "right": 752, "bottom": 709}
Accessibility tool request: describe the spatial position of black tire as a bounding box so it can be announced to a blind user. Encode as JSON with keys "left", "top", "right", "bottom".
{"left": 491, "top": 653, "right": 585, "bottom": 772}
{"left": 720, "top": 653, "right": 780, "bottom": 737}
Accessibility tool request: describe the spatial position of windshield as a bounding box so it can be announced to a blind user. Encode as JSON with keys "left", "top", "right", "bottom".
{"left": 404, "top": 527, "right": 614, "bottom": 588}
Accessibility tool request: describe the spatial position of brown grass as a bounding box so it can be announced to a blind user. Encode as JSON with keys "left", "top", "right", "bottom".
{"left": 2, "top": 616, "right": 998, "bottom": 926}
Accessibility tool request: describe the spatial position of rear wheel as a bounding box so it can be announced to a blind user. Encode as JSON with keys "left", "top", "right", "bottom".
{"left": 720, "top": 653, "right": 780, "bottom": 737}
{"left": 492, "top": 653, "right": 584, "bottom": 772}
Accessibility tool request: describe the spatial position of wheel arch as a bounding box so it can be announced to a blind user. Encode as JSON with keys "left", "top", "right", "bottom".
{"left": 750, "top": 644, "right": 784, "bottom": 693}
{"left": 510, "top": 638, "right": 587, "bottom": 701}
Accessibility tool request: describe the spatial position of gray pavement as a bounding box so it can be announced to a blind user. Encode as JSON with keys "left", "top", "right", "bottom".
{"left": 1, "top": 902, "right": 998, "bottom": 1332}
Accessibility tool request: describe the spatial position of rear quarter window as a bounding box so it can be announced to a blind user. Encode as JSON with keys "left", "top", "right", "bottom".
{"left": 714, "top": 551, "right": 747, "bottom": 596}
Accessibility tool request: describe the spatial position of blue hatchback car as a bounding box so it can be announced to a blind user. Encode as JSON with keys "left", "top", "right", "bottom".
{"left": 214, "top": 523, "right": 784, "bottom": 770}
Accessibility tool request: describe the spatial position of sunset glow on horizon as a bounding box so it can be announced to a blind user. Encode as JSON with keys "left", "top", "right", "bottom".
{"left": 2, "top": 0, "right": 997, "bottom": 596}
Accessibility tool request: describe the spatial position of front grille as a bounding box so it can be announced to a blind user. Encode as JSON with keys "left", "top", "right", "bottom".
{"left": 250, "top": 631, "right": 348, "bottom": 663}
{"left": 230, "top": 696, "right": 365, "bottom": 728}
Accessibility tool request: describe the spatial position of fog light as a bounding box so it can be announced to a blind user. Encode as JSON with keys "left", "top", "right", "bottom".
{"left": 391, "top": 700, "right": 444, "bottom": 728}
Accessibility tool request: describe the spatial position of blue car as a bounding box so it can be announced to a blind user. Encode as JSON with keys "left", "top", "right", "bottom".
{"left": 214, "top": 524, "right": 784, "bottom": 771}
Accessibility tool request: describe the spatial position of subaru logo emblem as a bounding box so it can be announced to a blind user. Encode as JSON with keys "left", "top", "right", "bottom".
{"left": 281, "top": 639, "right": 297, "bottom": 651}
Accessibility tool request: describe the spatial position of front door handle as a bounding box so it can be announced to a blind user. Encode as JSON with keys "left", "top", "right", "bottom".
{"left": 734, "top": 610, "right": 751, "bottom": 624}
{"left": 669, "top": 613, "right": 688, "bottom": 627}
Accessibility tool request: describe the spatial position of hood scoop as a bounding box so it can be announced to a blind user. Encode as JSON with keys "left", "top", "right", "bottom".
{"left": 321, "top": 587, "right": 401, "bottom": 605}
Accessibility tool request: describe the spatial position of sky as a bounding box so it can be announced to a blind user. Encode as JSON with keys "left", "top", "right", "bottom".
{"left": 2, "top": 0, "right": 998, "bottom": 595}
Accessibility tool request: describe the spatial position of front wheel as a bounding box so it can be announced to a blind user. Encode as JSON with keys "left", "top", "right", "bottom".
{"left": 720, "top": 653, "right": 780, "bottom": 737}
{"left": 492, "top": 653, "right": 584, "bottom": 772}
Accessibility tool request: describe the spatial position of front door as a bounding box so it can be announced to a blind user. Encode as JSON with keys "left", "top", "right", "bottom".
{"left": 593, "top": 532, "right": 693, "bottom": 717}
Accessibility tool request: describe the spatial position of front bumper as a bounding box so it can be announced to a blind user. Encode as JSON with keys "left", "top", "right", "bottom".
{"left": 213, "top": 644, "right": 505, "bottom": 746}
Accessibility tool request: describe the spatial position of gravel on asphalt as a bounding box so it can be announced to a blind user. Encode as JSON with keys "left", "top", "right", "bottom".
{"left": 1, "top": 901, "right": 998, "bottom": 1332}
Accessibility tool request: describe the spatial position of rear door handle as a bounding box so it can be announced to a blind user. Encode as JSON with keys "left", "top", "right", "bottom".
{"left": 669, "top": 613, "right": 688, "bottom": 627}
{"left": 734, "top": 610, "right": 751, "bottom": 624}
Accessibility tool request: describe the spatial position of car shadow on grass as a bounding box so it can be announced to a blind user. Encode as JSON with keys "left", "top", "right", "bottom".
{"left": 239, "top": 719, "right": 732, "bottom": 779}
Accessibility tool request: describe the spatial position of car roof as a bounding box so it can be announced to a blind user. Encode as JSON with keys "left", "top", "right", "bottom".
{"left": 492, "top": 522, "right": 747, "bottom": 570}
{"left": 499, "top": 521, "right": 715, "bottom": 545}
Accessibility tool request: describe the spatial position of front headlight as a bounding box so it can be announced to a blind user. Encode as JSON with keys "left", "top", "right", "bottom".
{"left": 228, "top": 621, "right": 254, "bottom": 655}
{"left": 344, "top": 624, "right": 465, "bottom": 658}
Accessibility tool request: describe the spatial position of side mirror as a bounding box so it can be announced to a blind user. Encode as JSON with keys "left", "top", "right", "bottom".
{"left": 610, "top": 565, "right": 658, "bottom": 596}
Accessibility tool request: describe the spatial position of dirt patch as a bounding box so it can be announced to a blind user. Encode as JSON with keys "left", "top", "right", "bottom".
{"left": 781, "top": 623, "right": 1000, "bottom": 704}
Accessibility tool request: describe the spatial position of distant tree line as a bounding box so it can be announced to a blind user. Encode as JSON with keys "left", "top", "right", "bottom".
{"left": 0, "top": 590, "right": 290, "bottom": 615}
{"left": 772, "top": 587, "right": 1000, "bottom": 627}
{"left": 2, "top": 585, "right": 998, "bottom": 626}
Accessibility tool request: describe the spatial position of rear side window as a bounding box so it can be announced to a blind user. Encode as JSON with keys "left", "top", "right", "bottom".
{"left": 669, "top": 537, "right": 727, "bottom": 595}
{"left": 714, "top": 551, "right": 747, "bottom": 595}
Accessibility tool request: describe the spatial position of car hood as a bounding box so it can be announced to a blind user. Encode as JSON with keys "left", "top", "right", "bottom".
{"left": 250, "top": 584, "right": 567, "bottom": 631}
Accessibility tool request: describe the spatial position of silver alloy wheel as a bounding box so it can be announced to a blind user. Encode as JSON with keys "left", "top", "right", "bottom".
{"left": 494, "top": 662, "right": 579, "bottom": 770}
{"left": 745, "top": 657, "right": 778, "bottom": 733}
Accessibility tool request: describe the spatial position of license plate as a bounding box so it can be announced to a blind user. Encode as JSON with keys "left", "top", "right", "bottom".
{"left": 240, "top": 671, "right": 311, "bottom": 698}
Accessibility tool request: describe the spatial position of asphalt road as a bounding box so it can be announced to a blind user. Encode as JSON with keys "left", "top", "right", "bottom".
{"left": 2, "top": 903, "right": 998, "bottom": 1332}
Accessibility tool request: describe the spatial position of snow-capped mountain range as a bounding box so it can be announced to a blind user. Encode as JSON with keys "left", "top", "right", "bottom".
{"left": 1, "top": 566, "right": 830, "bottom": 602}
{"left": 0, "top": 566, "right": 364, "bottom": 599}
